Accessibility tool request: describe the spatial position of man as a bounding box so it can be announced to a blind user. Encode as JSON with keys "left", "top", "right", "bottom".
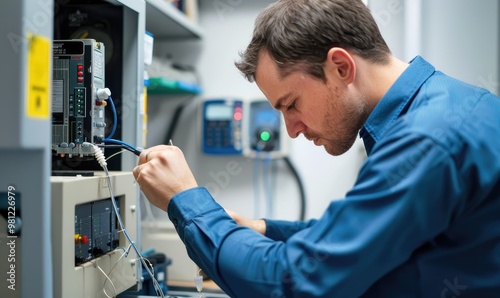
{"left": 133, "top": 0, "right": 500, "bottom": 297}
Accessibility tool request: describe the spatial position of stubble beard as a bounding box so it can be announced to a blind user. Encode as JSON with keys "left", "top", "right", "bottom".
{"left": 322, "top": 88, "right": 369, "bottom": 156}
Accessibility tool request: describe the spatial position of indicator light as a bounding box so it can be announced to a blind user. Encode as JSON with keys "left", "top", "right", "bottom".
{"left": 260, "top": 131, "right": 271, "bottom": 142}
{"left": 234, "top": 111, "right": 243, "bottom": 121}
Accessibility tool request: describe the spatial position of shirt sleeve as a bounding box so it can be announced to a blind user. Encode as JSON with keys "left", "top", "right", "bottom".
{"left": 167, "top": 132, "right": 465, "bottom": 297}
{"left": 264, "top": 218, "right": 317, "bottom": 242}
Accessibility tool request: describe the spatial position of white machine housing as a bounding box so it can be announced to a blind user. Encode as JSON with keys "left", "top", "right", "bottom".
{"left": 51, "top": 172, "right": 139, "bottom": 298}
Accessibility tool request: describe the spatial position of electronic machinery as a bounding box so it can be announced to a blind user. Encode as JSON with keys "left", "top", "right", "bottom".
{"left": 54, "top": 0, "right": 138, "bottom": 171}
{"left": 51, "top": 172, "right": 139, "bottom": 298}
{"left": 201, "top": 99, "right": 244, "bottom": 155}
{"left": 202, "top": 98, "right": 288, "bottom": 158}
{"left": 244, "top": 99, "right": 288, "bottom": 159}
{"left": 201, "top": 98, "right": 288, "bottom": 158}
{"left": 52, "top": 39, "right": 110, "bottom": 158}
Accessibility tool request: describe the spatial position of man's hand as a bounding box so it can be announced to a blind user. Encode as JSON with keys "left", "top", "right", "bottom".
{"left": 133, "top": 145, "right": 198, "bottom": 211}
{"left": 225, "top": 209, "right": 266, "bottom": 235}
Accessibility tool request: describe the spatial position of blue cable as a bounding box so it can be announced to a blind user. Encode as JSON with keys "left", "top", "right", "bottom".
{"left": 103, "top": 138, "right": 142, "bottom": 156}
{"left": 107, "top": 95, "right": 118, "bottom": 139}
{"left": 253, "top": 150, "right": 261, "bottom": 219}
{"left": 102, "top": 95, "right": 142, "bottom": 156}
{"left": 263, "top": 153, "right": 273, "bottom": 218}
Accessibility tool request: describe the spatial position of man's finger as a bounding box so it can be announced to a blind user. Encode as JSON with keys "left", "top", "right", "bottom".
{"left": 132, "top": 165, "right": 139, "bottom": 179}
{"left": 138, "top": 145, "right": 173, "bottom": 165}
{"left": 138, "top": 150, "right": 148, "bottom": 165}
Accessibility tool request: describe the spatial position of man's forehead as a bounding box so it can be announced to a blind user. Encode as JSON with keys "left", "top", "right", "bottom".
{"left": 255, "top": 50, "right": 278, "bottom": 81}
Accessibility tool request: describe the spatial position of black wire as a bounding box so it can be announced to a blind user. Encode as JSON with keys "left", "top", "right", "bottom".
{"left": 99, "top": 144, "right": 142, "bottom": 156}
{"left": 164, "top": 103, "right": 186, "bottom": 146}
{"left": 97, "top": 144, "right": 123, "bottom": 149}
{"left": 283, "top": 156, "right": 307, "bottom": 221}
{"left": 163, "top": 63, "right": 200, "bottom": 145}
{"left": 122, "top": 146, "right": 142, "bottom": 156}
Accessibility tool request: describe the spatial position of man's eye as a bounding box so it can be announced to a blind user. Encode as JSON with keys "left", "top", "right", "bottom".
{"left": 286, "top": 101, "right": 296, "bottom": 110}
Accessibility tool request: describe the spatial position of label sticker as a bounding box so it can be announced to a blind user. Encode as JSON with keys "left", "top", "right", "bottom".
{"left": 26, "top": 34, "right": 50, "bottom": 119}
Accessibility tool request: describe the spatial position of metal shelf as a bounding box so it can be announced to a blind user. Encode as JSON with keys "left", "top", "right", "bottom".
{"left": 146, "top": 0, "right": 203, "bottom": 39}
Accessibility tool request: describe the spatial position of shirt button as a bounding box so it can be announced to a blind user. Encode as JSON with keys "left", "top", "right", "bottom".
{"left": 173, "top": 218, "right": 178, "bottom": 226}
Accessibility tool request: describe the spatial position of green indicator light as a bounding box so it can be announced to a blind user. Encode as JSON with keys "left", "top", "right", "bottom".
{"left": 260, "top": 131, "right": 271, "bottom": 142}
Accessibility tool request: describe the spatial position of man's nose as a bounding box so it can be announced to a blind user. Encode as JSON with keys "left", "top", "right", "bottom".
{"left": 284, "top": 116, "right": 304, "bottom": 139}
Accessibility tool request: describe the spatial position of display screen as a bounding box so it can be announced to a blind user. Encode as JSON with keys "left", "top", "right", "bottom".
{"left": 253, "top": 109, "right": 279, "bottom": 127}
{"left": 205, "top": 104, "right": 233, "bottom": 120}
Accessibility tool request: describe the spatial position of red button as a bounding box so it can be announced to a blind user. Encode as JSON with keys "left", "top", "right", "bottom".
{"left": 77, "top": 65, "right": 83, "bottom": 71}
{"left": 82, "top": 236, "right": 88, "bottom": 245}
{"left": 77, "top": 71, "right": 83, "bottom": 76}
{"left": 77, "top": 77, "right": 83, "bottom": 83}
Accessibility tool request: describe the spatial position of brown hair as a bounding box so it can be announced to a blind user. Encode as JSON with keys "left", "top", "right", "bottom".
{"left": 235, "top": 0, "right": 391, "bottom": 82}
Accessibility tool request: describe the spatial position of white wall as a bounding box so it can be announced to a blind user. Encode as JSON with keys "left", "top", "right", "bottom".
{"left": 369, "top": 0, "right": 406, "bottom": 59}
{"left": 370, "top": 0, "right": 499, "bottom": 95}
{"left": 421, "top": 0, "right": 499, "bottom": 95}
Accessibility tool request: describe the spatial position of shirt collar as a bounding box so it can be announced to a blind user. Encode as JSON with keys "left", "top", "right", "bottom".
{"left": 359, "top": 56, "right": 436, "bottom": 155}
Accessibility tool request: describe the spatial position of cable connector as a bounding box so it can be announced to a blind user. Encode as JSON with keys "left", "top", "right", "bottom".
{"left": 93, "top": 144, "right": 107, "bottom": 168}
{"left": 97, "top": 87, "right": 111, "bottom": 100}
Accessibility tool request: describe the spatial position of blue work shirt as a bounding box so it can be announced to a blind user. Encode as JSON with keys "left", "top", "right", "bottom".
{"left": 167, "top": 56, "right": 500, "bottom": 297}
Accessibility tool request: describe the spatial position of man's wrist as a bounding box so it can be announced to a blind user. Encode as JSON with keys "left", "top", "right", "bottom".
{"left": 254, "top": 219, "right": 267, "bottom": 235}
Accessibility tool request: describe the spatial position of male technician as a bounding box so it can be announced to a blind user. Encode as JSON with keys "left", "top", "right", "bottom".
{"left": 133, "top": 0, "right": 500, "bottom": 296}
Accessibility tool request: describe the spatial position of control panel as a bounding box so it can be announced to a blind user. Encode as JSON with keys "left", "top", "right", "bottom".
{"left": 74, "top": 198, "right": 120, "bottom": 265}
{"left": 202, "top": 99, "right": 244, "bottom": 155}
{"left": 245, "top": 99, "right": 288, "bottom": 159}
{"left": 52, "top": 39, "right": 107, "bottom": 157}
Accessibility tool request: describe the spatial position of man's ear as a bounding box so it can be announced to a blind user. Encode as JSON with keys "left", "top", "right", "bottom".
{"left": 325, "top": 47, "right": 356, "bottom": 85}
